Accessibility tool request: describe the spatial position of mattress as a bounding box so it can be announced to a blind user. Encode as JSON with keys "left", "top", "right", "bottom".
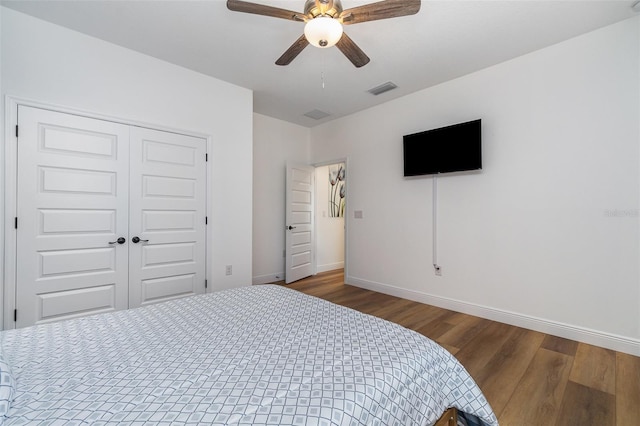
{"left": 0, "top": 285, "right": 498, "bottom": 425}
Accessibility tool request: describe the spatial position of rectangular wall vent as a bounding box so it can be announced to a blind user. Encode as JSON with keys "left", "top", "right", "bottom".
{"left": 367, "top": 81, "right": 398, "bottom": 96}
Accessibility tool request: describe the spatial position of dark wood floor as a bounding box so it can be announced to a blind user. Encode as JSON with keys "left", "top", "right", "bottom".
{"left": 276, "top": 270, "right": 640, "bottom": 426}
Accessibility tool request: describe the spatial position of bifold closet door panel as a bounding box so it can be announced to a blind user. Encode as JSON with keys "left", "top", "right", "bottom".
{"left": 128, "top": 127, "right": 207, "bottom": 308}
{"left": 16, "top": 106, "right": 130, "bottom": 327}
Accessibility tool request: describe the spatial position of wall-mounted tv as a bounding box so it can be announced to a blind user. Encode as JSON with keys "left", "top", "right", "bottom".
{"left": 403, "top": 119, "right": 482, "bottom": 176}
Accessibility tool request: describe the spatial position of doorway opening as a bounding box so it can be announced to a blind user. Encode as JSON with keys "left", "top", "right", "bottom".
{"left": 283, "top": 159, "right": 348, "bottom": 285}
{"left": 313, "top": 160, "right": 347, "bottom": 277}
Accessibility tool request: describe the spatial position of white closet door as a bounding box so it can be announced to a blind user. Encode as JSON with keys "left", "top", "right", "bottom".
{"left": 16, "top": 106, "right": 130, "bottom": 327}
{"left": 128, "top": 127, "right": 207, "bottom": 308}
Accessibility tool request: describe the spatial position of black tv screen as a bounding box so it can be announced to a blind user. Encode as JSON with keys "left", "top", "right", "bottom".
{"left": 403, "top": 119, "right": 482, "bottom": 176}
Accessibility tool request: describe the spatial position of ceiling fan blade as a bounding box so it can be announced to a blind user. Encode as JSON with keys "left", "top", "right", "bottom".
{"left": 276, "top": 35, "right": 310, "bottom": 66}
{"left": 336, "top": 32, "right": 370, "bottom": 68}
{"left": 340, "top": 0, "right": 420, "bottom": 25}
{"left": 227, "top": 0, "right": 303, "bottom": 21}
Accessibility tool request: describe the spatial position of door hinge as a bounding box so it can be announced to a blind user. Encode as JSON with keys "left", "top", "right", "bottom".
{"left": 205, "top": 279, "right": 208, "bottom": 289}
{"left": 14, "top": 217, "right": 18, "bottom": 229}
{"left": 15, "top": 125, "right": 19, "bottom": 138}
{"left": 14, "top": 309, "right": 17, "bottom": 322}
{"left": 205, "top": 153, "right": 208, "bottom": 162}
{"left": 205, "top": 216, "right": 208, "bottom": 225}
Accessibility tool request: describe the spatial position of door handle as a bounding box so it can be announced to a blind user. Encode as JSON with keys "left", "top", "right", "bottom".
{"left": 132, "top": 236, "right": 149, "bottom": 244}
{"left": 109, "top": 237, "right": 126, "bottom": 245}
{"left": 287, "top": 225, "right": 296, "bottom": 230}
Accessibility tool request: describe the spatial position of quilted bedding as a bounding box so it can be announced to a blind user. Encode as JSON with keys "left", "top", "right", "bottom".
{"left": 0, "top": 285, "right": 498, "bottom": 425}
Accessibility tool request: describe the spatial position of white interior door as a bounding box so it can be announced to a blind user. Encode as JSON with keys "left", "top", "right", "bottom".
{"left": 128, "top": 127, "right": 207, "bottom": 307}
{"left": 16, "top": 106, "right": 130, "bottom": 327}
{"left": 285, "top": 163, "right": 315, "bottom": 284}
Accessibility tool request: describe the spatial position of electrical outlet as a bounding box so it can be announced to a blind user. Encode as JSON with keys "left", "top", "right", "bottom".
{"left": 434, "top": 265, "right": 442, "bottom": 276}
{"left": 225, "top": 265, "right": 232, "bottom": 276}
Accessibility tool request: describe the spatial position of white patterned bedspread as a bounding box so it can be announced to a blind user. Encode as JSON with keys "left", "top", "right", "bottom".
{"left": 0, "top": 285, "right": 498, "bottom": 425}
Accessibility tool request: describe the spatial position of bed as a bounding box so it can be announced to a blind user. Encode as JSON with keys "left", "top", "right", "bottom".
{"left": 0, "top": 285, "right": 498, "bottom": 425}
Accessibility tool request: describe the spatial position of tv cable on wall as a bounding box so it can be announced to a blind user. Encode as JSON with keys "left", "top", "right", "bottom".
{"left": 433, "top": 176, "right": 441, "bottom": 276}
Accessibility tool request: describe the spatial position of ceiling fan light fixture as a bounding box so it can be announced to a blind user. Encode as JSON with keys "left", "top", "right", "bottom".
{"left": 304, "top": 16, "right": 343, "bottom": 48}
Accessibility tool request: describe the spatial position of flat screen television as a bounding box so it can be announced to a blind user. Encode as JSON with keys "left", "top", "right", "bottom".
{"left": 403, "top": 119, "right": 482, "bottom": 176}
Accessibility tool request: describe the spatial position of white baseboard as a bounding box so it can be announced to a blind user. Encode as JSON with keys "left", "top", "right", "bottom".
{"left": 316, "top": 262, "right": 344, "bottom": 274}
{"left": 252, "top": 272, "right": 284, "bottom": 285}
{"left": 346, "top": 275, "right": 640, "bottom": 357}
{"left": 254, "top": 264, "right": 344, "bottom": 284}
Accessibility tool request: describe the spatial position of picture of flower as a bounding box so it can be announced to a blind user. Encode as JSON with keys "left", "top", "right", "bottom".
{"left": 329, "top": 163, "right": 345, "bottom": 218}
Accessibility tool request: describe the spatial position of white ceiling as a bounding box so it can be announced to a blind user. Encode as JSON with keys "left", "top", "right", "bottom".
{"left": 2, "top": 0, "right": 638, "bottom": 127}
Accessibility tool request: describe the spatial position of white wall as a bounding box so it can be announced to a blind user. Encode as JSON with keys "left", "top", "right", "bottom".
{"left": 0, "top": 6, "right": 4, "bottom": 325}
{"left": 252, "top": 113, "right": 310, "bottom": 284}
{"left": 311, "top": 16, "right": 640, "bottom": 355}
{"left": 315, "top": 164, "right": 345, "bottom": 273}
{"left": 638, "top": 14, "right": 640, "bottom": 342}
{"left": 1, "top": 7, "right": 254, "bottom": 317}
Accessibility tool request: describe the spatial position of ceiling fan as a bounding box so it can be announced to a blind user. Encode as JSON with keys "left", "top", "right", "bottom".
{"left": 227, "top": 0, "right": 421, "bottom": 68}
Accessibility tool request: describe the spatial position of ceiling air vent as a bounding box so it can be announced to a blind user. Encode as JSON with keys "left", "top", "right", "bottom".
{"left": 367, "top": 81, "right": 398, "bottom": 96}
{"left": 304, "top": 109, "right": 331, "bottom": 120}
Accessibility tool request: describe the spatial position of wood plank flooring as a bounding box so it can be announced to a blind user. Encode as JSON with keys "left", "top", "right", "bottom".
{"left": 276, "top": 270, "right": 640, "bottom": 426}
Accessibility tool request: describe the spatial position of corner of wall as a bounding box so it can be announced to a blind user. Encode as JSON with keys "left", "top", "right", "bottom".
{"left": 0, "top": 5, "right": 4, "bottom": 328}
